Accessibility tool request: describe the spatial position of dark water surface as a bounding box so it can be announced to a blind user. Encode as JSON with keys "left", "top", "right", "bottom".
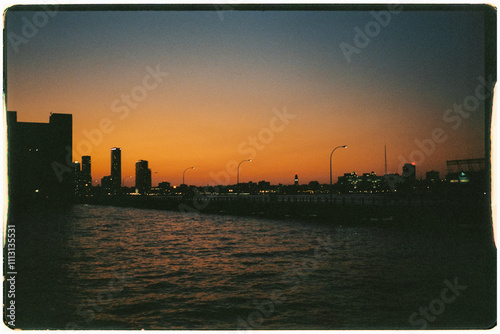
{"left": 11, "top": 204, "right": 496, "bottom": 329}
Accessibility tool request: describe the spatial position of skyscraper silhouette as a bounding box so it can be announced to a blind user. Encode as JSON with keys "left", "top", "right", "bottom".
{"left": 111, "top": 147, "right": 121, "bottom": 194}
{"left": 403, "top": 163, "right": 416, "bottom": 180}
{"left": 7, "top": 111, "right": 72, "bottom": 206}
{"left": 82, "top": 156, "right": 91, "bottom": 184}
{"left": 72, "top": 160, "right": 82, "bottom": 196}
{"left": 82, "top": 155, "right": 92, "bottom": 195}
{"left": 135, "top": 160, "right": 152, "bottom": 194}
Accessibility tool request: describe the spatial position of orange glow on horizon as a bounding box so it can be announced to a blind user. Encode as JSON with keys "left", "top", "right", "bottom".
{"left": 6, "top": 11, "right": 485, "bottom": 186}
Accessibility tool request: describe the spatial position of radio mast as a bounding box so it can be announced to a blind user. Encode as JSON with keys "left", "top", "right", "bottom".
{"left": 384, "top": 145, "right": 387, "bottom": 175}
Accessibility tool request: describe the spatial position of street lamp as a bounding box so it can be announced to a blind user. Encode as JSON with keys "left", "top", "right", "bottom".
{"left": 330, "top": 145, "right": 348, "bottom": 190}
{"left": 183, "top": 167, "right": 195, "bottom": 185}
{"left": 237, "top": 159, "right": 252, "bottom": 185}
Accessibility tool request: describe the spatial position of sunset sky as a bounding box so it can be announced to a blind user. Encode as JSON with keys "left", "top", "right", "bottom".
{"left": 6, "top": 7, "right": 488, "bottom": 186}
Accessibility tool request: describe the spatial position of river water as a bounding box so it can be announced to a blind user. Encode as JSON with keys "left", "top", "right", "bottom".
{"left": 11, "top": 204, "right": 496, "bottom": 329}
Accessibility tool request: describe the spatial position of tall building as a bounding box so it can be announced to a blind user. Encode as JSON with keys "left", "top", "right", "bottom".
{"left": 72, "top": 161, "right": 81, "bottom": 173}
{"left": 294, "top": 173, "right": 299, "bottom": 186}
{"left": 7, "top": 111, "right": 72, "bottom": 205}
{"left": 81, "top": 155, "right": 92, "bottom": 195}
{"left": 81, "top": 156, "right": 91, "bottom": 184}
{"left": 111, "top": 147, "right": 121, "bottom": 194}
{"left": 402, "top": 163, "right": 416, "bottom": 180}
{"left": 135, "top": 160, "right": 152, "bottom": 194}
{"left": 72, "top": 161, "right": 82, "bottom": 196}
{"left": 101, "top": 175, "right": 113, "bottom": 193}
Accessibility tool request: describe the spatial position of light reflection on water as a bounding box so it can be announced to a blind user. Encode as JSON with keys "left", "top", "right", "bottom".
{"left": 15, "top": 204, "right": 495, "bottom": 329}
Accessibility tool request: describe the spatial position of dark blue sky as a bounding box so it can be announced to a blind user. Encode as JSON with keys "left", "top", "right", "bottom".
{"left": 5, "top": 8, "right": 489, "bottom": 184}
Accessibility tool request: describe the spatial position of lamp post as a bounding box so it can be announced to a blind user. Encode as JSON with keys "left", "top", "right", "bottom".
{"left": 237, "top": 159, "right": 252, "bottom": 185}
{"left": 330, "top": 145, "right": 347, "bottom": 196}
{"left": 237, "top": 159, "right": 252, "bottom": 194}
{"left": 183, "top": 167, "right": 195, "bottom": 185}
